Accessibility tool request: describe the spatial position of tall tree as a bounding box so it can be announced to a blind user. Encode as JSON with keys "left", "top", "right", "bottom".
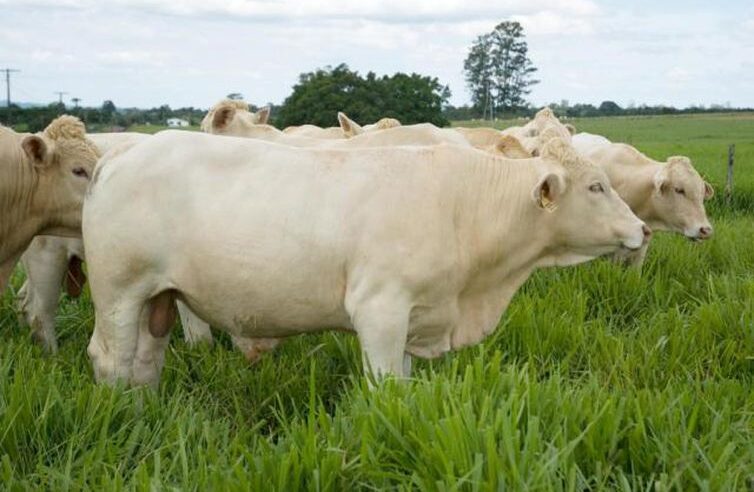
{"left": 464, "top": 21, "right": 538, "bottom": 117}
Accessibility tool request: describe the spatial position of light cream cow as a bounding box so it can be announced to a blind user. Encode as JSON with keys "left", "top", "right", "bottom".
{"left": 283, "top": 124, "right": 345, "bottom": 139}
{"left": 200, "top": 99, "right": 270, "bottom": 134}
{"left": 202, "top": 103, "right": 469, "bottom": 361}
{"left": 0, "top": 116, "right": 98, "bottom": 293}
{"left": 572, "top": 133, "right": 713, "bottom": 266}
{"left": 454, "top": 127, "right": 533, "bottom": 158}
{"left": 203, "top": 100, "right": 469, "bottom": 150}
{"left": 83, "top": 131, "right": 648, "bottom": 387}
{"left": 336, "top": 112, "right": 402, "bottom": 138}
{"left": 502, "top": 107, "right": 573, "bottom": 155}
{"left": 17, "top": 131, "right": 212, "bottom": 351}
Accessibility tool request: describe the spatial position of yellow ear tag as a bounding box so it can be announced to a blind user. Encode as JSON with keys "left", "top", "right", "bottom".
{"left": 541, "top": 195, "right": 558, "bottom": 212}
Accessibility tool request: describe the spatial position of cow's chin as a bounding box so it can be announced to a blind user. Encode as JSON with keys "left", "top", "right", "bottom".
{"left": 539, "top": 246, "right": 614, "bottom": 267}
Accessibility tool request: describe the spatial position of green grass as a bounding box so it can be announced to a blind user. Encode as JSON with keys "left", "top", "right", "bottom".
{"left": 124, "top": 124, "right": 200, "bottom": 134}
{"left": 2, "top": 113, "right": 754, "bottom": 489}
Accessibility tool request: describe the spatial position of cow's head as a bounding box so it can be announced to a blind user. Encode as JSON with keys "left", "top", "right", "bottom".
{"left": 491, "top": 135, "right": 533, "bottom": 159}
{"left": 533, "top": 137, "right": 649, "bottom": 265}
{"left": 24, "top": 115, "right": 99, "bottom": 234}
{"left": 650, "top": 156, "right": 713, "bottom": 240}
{"left": 202, "top": 99, "right": 270, "bottom": 135}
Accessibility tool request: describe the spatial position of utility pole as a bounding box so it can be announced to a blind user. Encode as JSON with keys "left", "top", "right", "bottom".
{"left": 53, "top": 91, "right": 68, "bottom": 105}
{"left": 71, "top": 97, "right": 81, "bottom": 108}
{"left": 2, "top": 68, "right": 20, "bottom": 108}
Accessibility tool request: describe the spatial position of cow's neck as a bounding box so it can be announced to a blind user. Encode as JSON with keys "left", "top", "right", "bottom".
{"left": 448, "top": 156, "right": 555, "bottom": 349}
{"left": 458, "top": 156, "right": 553, "bottom": 278}
{"left": 605, "top": 160, "right": 660, "bottom": 224}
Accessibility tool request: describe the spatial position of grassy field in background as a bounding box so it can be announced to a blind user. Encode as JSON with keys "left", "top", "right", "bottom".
{"left": 1, "top": 113, "right": 753, "bottom": 489}
{"left": 125, "top": 124, "right": 200, "bottom": 134}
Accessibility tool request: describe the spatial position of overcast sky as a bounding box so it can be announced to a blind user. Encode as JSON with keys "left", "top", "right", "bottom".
{"left": 1, "top": 0, "right": 752, "bottom": 110}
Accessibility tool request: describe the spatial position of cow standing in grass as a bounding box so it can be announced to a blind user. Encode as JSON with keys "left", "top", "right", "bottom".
{"left": 83, "top": 132, "right": 648, "bottom": 387}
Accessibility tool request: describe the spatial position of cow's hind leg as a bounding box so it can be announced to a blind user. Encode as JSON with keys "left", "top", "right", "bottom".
{"left": 132, "top": 290, "right": 177, "bottom": 387}
{"left": 88, "top": 297, "right": 145, "bottom": 385}
{"left": 176, "top": 300, "right": 213, "bottom": 346}
{"left": 18, "top": 242, "right": 70, "bottom": 352}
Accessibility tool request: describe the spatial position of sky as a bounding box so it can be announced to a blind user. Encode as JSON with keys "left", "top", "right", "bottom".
{"left": 0, "top": 0, "right": 752, "bottom": 110}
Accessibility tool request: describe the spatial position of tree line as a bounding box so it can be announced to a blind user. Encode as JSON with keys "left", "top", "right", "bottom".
{"left": 1, "top": 20, "right": 749, "bottom": 131}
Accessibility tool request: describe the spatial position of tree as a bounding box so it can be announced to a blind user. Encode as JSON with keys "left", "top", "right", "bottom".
{"left": 598, "top": 100, "right": 622, "bottom": 115}
{"left": 276, "top": 64, "right": 450, "bottom": 128}
{"left": 464, "top": 21, "right": 538, "bottom": 117}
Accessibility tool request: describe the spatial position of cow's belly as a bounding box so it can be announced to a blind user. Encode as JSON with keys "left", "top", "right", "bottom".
{"left": 169, "top": 246, "right": 352, "bottom": 339}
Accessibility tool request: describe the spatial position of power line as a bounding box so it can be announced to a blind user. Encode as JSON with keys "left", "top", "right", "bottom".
{"left": 1, "top": 68, "right": 21, "bottom": 109}
{"left": 53, "top": 91, "right": 68, "bottom": 105}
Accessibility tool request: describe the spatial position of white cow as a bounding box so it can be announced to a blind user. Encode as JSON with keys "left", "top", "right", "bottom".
{"left": 203, "top": 103, "right": 471, "bottom": 361}
{"left": 572, "top": 132, "right": 713, "bottom": 266}
{"left": 200, "top": 99, "right": 270, "bottom": 134}
{"left": 454, "top": 128, "right": 533, "bottom": 158}
{"left": 1, "top": 116, "right": 98, "bottom": 293}
{"left": 283, "top": 113, "right": 403, "bottom": 139}
{"left": 336, "top": 112, "right": 402, "bottom": 137}
{"left": 502, "top": 107, "right": 573, "bottom": 155}
{"left": 283, "top": 124, "right": 345, "bottom": 139}
{"left": 17, "top": 131, "right": 212, "bottom": 351}
{"left": 83, "top": 131, "right": 648, "bottom": 387}
{"left": 204, "top": 101, "right": 470, "bottom": 150}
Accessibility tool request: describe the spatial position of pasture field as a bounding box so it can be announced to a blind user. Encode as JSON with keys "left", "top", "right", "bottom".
{"left": 1, "top": 113, "right": 753, "bottom": 490}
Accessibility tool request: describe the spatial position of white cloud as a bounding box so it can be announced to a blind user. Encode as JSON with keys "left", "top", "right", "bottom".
{"left": 4, "top": 0, "right": 600, "bottom": 22}
{"left": 0, "top": 0, "right": 751, "bottom": 109}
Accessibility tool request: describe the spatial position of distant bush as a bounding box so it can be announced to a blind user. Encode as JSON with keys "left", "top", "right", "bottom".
{"left": 274, "top": 63, "right": 451, "bottom": 128}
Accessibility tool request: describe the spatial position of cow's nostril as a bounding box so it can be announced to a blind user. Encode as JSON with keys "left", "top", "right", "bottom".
{"left": 699, "top": 226, "right": 712, "bottom": 238}
{"left": 642, "top": 225, "right": 652, "bottom": 238}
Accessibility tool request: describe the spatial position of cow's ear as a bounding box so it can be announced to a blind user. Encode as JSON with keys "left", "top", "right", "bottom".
{"left": 212, "top": 106, "right": 235, "bottom": 130}
{"left": 495, "top": 135, "right": 531, "bottom": 159}
{"left": 532, "top": 172, "right": 564, "bottom": 212}
{"left": 255, "top": 106, "right": 270, "bottom": 125}
{"left": 564, "top": 123, "right": 577, "bottom": 135}
{"left": 703, "top": 181, "right": 714, "bottom": 200}
{"left": 22, "top": 135, "right": 50, "bottom": 167}
{"left": 653, "top": 168, "right": 669, "bottom": 194}
{"left": 338, "top": 112, "right": 363, "bottom": 137}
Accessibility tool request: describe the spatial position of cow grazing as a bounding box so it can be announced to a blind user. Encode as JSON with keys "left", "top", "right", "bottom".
{"left": 83, "top": 131, "right": 647, "bottom": 387}
{"left": 17, "top": 130, "right": 212, "bottom": 351}
{"left": 572, "top": 133, "right": 713, "bottom": 266}
{"left": 0, "top": 116, "right": 98, "bottom": 293}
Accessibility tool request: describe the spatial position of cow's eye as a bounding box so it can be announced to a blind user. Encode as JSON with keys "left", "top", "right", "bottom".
{"left": 674, "top": 187, "right": 685, "bottom": 195}
{"left": 589, "top": 183, "right": 604, "bottom": 193}
{"left": 73, "top": 167, "right": 89, "bottom": 179}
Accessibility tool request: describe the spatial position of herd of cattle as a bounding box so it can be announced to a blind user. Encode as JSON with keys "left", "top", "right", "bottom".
{"left": 0, "top": 100, "right": 713, "bottom": 387}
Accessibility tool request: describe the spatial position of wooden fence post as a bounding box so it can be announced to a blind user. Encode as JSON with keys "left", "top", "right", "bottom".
{"left": 725, "top": 144, "right": 735, "bottom": 204}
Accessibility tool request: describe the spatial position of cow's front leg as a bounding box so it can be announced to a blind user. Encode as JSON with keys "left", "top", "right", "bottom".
{"left": 349, "top": 291, "right": 410, "bottom": 382}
